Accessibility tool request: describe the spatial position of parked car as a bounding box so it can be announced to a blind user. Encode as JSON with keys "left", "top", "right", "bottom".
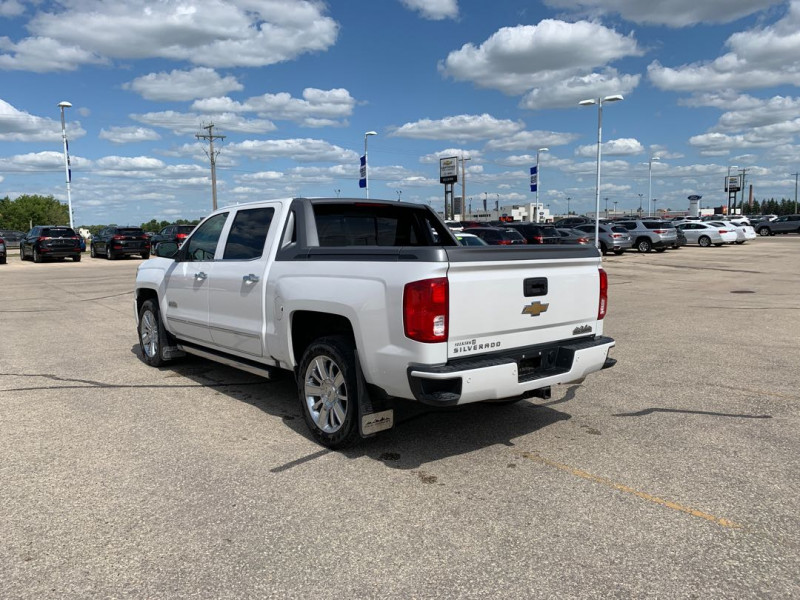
{"left": 0, "top": 229, "right": 25, "bottom": 249}
{"left": 755, "top": 214, "right": 800, "bottom": 236}
{"left": 90, "top": 226, "right": 151, "bottom": 259}
{"left": 614, "top": 219, "right": 678, "bottom": 253}
{"left": 553, "top": 216, "right": 592, "bottom": 228}
{"left": 148, "top": 224, "right": 196, "bottom": 247}
{"left": 706, "top": 221, "right": 755, "bottom": 244}
{"left": 675, "top": 222, "right": 738, "bottom": 246}
{"left": 19, "top": 226, "right": 82, "bottom": 262}
{"left": 454, "top": 232, "right": 489, "bottom": 246}
{"left": 503, "top": 222, "right": 562, "bottom": 244}
{"left": 0, "top": 236, "right": 6, "bottom": 264}
{"left": 556, "top": 228, "right": 591, "bottom": 245}
{"left": 461, "top": 226, "right": 527, "bottom": 245}
{"left": 573, "top": 223, "right": 633, "bottom": 255}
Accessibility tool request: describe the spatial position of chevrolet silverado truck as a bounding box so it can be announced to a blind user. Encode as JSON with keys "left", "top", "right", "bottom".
{"left": 134, "top": 198, "right": 615, "bottom": 448}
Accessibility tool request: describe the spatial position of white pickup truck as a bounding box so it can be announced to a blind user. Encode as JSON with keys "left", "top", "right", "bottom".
{"left": 134, "top": 198, "right": 615, "bottom": 448}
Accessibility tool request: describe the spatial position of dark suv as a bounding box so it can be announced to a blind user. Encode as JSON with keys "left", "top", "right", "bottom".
{"left": 148, "top": 224, "right": 196, "bottom": 247}
{"left": 20, "top": 226, "right": 82, "bottom": 262}
{"left": 461, "top": 226, "right": 527, "bottom": 245}
{"left": 503, "top": 222, "right": 562, "bottom": 244}
{"left": 91, "top": 227, "right": 151, "bottom": 260}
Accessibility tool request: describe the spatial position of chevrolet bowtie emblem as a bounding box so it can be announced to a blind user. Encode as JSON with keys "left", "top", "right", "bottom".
{"left": 522, "top": 301, "right": 549, "bottom": 317}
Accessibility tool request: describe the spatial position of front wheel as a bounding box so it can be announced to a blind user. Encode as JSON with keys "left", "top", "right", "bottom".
{"left": 655, "top": 248, "right": 666, "bottom": 253}
{"left": 138, "top": 299, "right": 170, "bottom": 367}
{"left": 90, "top": 245, "right": 97, "bottom": 258}
{"left": 698, "top": 236, "right": 711, "bottom": 247}
{"left": 297, "top": 335, "right": 360, "bottom": 449}
{"left": 636, "top": 239, "right": 652, "bottom": 253}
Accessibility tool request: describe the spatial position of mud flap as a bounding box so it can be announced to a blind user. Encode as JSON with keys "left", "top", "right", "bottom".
{"left": 355, "top": 350, "right": 394, "bottom": 438}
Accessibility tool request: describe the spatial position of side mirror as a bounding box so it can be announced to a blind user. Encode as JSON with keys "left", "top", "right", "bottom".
{"left": 154, "top": 241, "right": 179, "bottom": 259}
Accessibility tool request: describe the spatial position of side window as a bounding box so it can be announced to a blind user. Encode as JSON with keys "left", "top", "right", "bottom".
{"left": 183, "top": 213, "right": 228, "bottom": 261}
{"left": 223, "top": 207, "right": 275, "bottom": 260}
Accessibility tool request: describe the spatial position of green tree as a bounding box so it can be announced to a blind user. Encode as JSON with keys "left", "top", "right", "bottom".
{"left": 0, "top": 194, "right": 70, "bottom": 231}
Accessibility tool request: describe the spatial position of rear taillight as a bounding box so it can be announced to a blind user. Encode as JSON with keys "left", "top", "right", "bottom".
{"left": 653, "top": 229, "right": 667, "bottom": 234}
{"left": 598, "top": 268, "right": 608, "bottom": 320}
{"left": 113, "top": 235, "right": 124, "bottom": 240}
{"left": 533, "top": 236, "right": 544, "bottom": 243}
{"left": 497, "top": 240, "right": 512, "bottom": 245}
{"left": 176, "top": 233, "right": 188, "bottom": 240}
{"left": 38, "top": 236, "right": 49, "bottom": 242}
{"left": 578, "top": 237, "right": 590, "bottom": 244}
{"left": 719, "top": 229, "right": 729, "bottom": 234}
{"left": 612, "top": 234, "right": 622, "bottom": 239}
{"left": 404, "top": 278, "right": 448, "bottom": 343}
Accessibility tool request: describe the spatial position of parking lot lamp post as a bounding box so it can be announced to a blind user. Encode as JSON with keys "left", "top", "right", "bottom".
{"left": 648, "top": 156, "right": 660, "bottom": 217}
{"left": 567, "top": 196, "right": 571, "bottom": 216}
{"left": 535, "top": 147, "right": 549, "bottom": 222}
{"left": 58, "top": 101, "right": 74, "bottom": 230}
{"left": 638, "top": 193, "right": 643, "bottom": 216}
{"left": 580, "top": 94, "right": 624, "bottom": 249}
{"left": 653, "top": 198, "right": 658, "bottom": 218}
{"left": 363, "top": 131, "right": 377, "bottom": 199}
{"left": 793, "top": 172, "right": 798, "bottom": 213}
{"left": 613, "top": 200, "right": 618, "bottom": 217}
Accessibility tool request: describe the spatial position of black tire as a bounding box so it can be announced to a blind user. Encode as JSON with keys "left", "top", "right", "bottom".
{"left": 758, "top": 227, "right": 771, "bottom": 236}
{"left": 73, "top": 254, "right": 81, "bottom": 262}
{"left": 297, "top": 335, "right": 360, "bottom": 449}
{"left": 735, "top": 240, "right": 744, "bottom": 245}
{"left": 655, "top": 248, "right": 666, "bottom": 253}
{"left": 613, "top": 248, "right": 624, "bottom": 255}
{"left": 698, "top": 236, "right": 711, "bottom": 247}
{"left": 107, "top": 248, "right": 115, "bottom": 260}
{"left": 0, "top": 256, "right": 6, "bottom": 264}
{"left": 19, "top": 246, "right": 26, "bottom": 260}
{"left": 636, "top": 238, "right": 652, "bottom": 253}
{"left": 33, "top": 247, "right": 42, "bottom": 263}
{"left": 714, "top": 243, "right": 724, "bottom": 247}
{"left": 138, "top": 299, "right": 170, "bottom": 367}
{"left": 141, "top": 252, "right": 150, "bottom": 259}
{"left": 90, "top": 244, "right": 97, "bottom": 258}
{"left": 599, "top": 242, "right": 608, "bottom": 256}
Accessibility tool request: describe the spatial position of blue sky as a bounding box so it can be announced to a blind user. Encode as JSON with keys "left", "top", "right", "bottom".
{"left": 1, "top": 0, "right": 799, "bottom": 226}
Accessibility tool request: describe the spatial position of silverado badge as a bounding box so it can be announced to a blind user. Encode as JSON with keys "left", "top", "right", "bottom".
{"left": 573, "top": 325, "right": 593, "bottom": 335}
{"left": 522, "top": 301, "right": 549, "bottom": 317}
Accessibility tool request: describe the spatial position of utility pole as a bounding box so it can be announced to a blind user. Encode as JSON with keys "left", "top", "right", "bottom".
{"left": 792, "top": 172, "right": 798, "bottom": 214}
{"left": 737, "top": 168, "right": 748, "bottom": 215}
{"left": 196, "top": 123, "right": 225, "bottom": 211}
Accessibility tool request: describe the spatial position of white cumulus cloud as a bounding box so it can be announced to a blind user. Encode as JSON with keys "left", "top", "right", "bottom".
{"left": 390, "top": 114, "right": 524, "bottom": 141}
{"left": 400, "top": 0, "right": 458, "bottom": 20}
{"left": 124, "top": 68, "right": 243, "bottom": 101}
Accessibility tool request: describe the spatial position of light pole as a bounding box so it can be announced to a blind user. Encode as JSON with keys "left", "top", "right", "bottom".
{"left": 638, "top": 193, "right": 643, "bottom": 216}
{"left": 334, "top": 188, "right": 341, "bottom": 198}
{"left": 58, "top": 101, "right": 74, "bottom": 229}
{"left": 613, "top": 200, "right": 618, "bottom": 217}
{"left": 535, "top": 147, "right": 549, "bottom": 223}
{"left": 793, "top": 172, "right": 798, "bottom": 214}
{"left": 647, "top": 156, "right": 660, "bottom": 217}
{"left": 652, "top": 198, "right": 658, "bottom": 217}
{"left": 579, "top": 95, "right": 624, "bottom": 249}
{"left": 396, "top": 189, "right": 402, "bottom": 202}
{"left": 461, "top": 156, "right": 471, "bottom": 221}
{"left": 567, "top": 197, "right": 571, "bottom": 216}
{"left": 363, "top": 131, "right": 377, "bottom": 199}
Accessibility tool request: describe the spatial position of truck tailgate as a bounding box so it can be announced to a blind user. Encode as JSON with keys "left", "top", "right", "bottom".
{"left": 445, "top": 247, "right": 602, "bottom": 359}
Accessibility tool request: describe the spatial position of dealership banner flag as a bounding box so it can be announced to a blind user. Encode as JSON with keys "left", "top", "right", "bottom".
{"left": 530, "top": 166, "right": 538, "bottom": 192}
{"left": 359, "top": 155, "right": 367, "bottom": 188}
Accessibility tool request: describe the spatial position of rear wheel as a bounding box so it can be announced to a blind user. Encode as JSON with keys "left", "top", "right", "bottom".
{"left": 636, "top": 238, "right": 652, "bottom": 253}
{"left": 655, "top": 248, "right": 666, "bottom": 253}
{"left": 599, "top": 242, "right": 608, "bottom": 255}
{"left": 107, "top": 248, "right": 115, "bottom": 260}
{"left": 758, "top": 227, "right": 771, "bottom": 236}
{"left": 613, "top": 248, "right": 624, "bottom": 255}
{"left": 141, "top": 252, "right": 150, "bottom": 259}
{"left": 0, "top": 256, "right": 6, "bottom": 264}
{"left": 90, "top": 244, "right": 97, "bottom": 258}
{"left": 298, "top": 335, "right": 360, "bottom": 449}
{"left": 33, "top": 247, "right": 42, "bottom": 263}
{"left": 73, "top": 254, "right": 81, "bottom": 262}
{"left": 138, "top": 299, "right": 169, "bottom": 367}
{"left": 698, "top": 236, "right": 711, "bottom": 247}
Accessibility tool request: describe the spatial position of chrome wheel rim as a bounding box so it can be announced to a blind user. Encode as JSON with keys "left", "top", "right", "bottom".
{"left": 140, "top": 309, "right": 159, "bottom": 358}
{"left": 304, "top": 355, "right": 348, "bottom": 434}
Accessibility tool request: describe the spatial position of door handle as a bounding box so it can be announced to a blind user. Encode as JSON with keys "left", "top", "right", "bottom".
{"left": 243, "top": 274, "right": 260, "bottom": 284}
{"left": 194, "top": 271, "right": 207, "bottom": 281}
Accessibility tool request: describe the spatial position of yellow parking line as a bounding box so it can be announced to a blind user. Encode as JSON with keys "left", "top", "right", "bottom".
{"left": 517, "top": 452, "right": 741, "bottom": 529}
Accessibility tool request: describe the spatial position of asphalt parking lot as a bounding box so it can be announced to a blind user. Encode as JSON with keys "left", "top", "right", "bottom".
{"left": 2, "top": 239, "right": 799, "bottom": 598}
